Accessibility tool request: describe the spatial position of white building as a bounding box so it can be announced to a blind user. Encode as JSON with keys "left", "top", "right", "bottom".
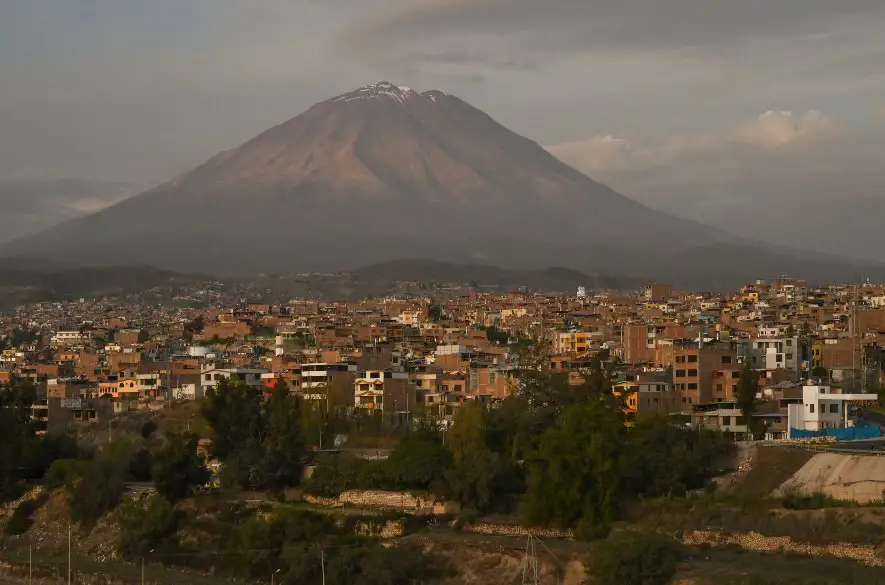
{"left": 786, "top": 383, "right": 877, "bottom": 435}
{"left": 753, "top": 335, "right": 801, "bottom": 374}
{"left": 51, "top": 331, "right": 90, "bottom": 346}
{"left": 200, "top": 366, "right": 267, "bottom": 395}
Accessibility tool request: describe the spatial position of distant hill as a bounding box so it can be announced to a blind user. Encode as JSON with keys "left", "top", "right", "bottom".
{"left": 353, "top": 259, "right": 640, "bottom": 291}
{"left": 0, "top": 265, "right": 200, "bottom": 308}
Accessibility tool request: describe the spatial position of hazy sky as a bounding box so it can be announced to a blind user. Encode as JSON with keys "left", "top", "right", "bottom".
{"left": 2, "top": 0, "right": 885, "bottom": 253}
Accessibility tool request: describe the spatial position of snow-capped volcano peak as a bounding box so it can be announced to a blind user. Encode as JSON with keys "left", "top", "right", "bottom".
{"left": 328, "top": 81, "right": 421, "bottom": 105}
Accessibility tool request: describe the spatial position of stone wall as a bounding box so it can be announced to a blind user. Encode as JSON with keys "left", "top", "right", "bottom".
{"left": 461, "top": 522, "right": 573, "bottom": 539}
{"left": 684, "top": 530, "right": 885, "bottom": 567}
{"left": 303, "top": 489, "right": 455, "bottom": 514}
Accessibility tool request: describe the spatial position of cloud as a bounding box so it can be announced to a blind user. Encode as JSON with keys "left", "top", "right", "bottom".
{"left": 732, "top": 110, "right": 835, "bottom": 147}
{"left": 345, "top": 0, "right": 885, "bottom": 59}
{"left": 548, "top": 111, "right": 885, "bottom": 259}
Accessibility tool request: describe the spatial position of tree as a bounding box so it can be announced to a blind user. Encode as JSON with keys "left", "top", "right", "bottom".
{"left": 735, "top": 361, "right": 760, "bottom": 438}
{"left": 66, "top": 440, "right": 132, "bottom": 529}
{"left": 151, "top": 431, "right": 209, "bottom": 501}
{"left": 428, "top": 301, "right": 443, "bottom": 322}
{"left": 440, "top": 402, "right": 521, "bottom": 512}
{"left": 383, "top": 429, "right": 451, "bottom": 490}
{"left": 590, "top": 531, "right": 683, "bottom": 585}
{"left": 0, "top": 380, "right": 39, "bottom": 500}
{"left": 447, "top": 402, "right": 487, "bottom": 467}
{"left": 524, "top": 401, "right": 624, "bottom": 539}
{"left": 117, "top": 495, "right": 182, "bottom": 558}
{"left": 202, "top": 378, "right": 305, "bottom": 490}
{"left": 262, "top": 380, "right": 306, "bottom": 488}
{"left": 620, "top": 416, "right": 733, "bottom": 498}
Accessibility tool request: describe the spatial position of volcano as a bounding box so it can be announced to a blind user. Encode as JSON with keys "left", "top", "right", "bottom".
{"left": 3, "top": 82, "right": 877, "bottom": 287}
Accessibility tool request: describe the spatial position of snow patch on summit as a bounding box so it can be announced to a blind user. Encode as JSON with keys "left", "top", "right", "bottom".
{"left": 328, "top": 82, "right": 418, "bottom": 106}
{"left": 327, "top": 83, "right": 450, "bottom": 106}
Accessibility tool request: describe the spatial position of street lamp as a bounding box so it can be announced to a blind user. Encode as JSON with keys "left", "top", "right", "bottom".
{"left": 271, "top": 568, "right": 281, "bottom": 585}
{"left": 142, "top": 549, "right": 154, "bottom": 585}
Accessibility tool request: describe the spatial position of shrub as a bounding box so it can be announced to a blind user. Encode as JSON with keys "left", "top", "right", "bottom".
{"left": 4, "top": 494, "right": 48, "bottom": 536}
{"left": 117, "top": 495, "right": 183, "bottom": 559}
{"left": 782, "top": 491, "right": 843, "bottom": 510}
{"left": 44, "top": 459, "right": 83, "bottom": 491}
{"left": 590, "top": 531, "right": 684, "bottom": 585}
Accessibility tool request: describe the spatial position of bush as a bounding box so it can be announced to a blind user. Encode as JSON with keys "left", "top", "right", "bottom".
{"left": 4, "top": 494, "right": 48, "bottom": 536}
{"left": 141, "top": 421, "right": 158, "bottom": 439}
{"left": 590, "top": 531, "right": 684, "bottom": 585}
{"left": 44, "top": 459, "right": 84, "bottom": 491}
{"left": 782, "top": 491, "right": 843, "bottom": 510}
{"left": 117, "top": 495, "right": 183, "bottom": 559}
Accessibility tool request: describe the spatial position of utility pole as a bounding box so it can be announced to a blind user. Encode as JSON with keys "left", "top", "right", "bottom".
{"left": 521, "top": 535, "right": 540, "bottom": 585}
{"left": 141, "top": 556, "right": 145, "bottom": 585}
{"left": 320, "top": 550, "right": 326, "bottom": 585}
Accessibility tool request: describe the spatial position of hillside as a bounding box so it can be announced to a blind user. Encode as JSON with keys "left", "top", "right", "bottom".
{"left": 0, "top": 265, "right": 200, "bottom": 308}
{"left": 353, "top": 259, "right": 641, "bottom": 291}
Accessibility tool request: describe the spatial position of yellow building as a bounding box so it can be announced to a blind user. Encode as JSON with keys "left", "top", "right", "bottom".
{"left": 555, "top": 331, "right": 590, "bottom": 355}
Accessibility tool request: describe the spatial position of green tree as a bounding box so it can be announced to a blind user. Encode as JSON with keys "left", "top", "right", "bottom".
{"left": 439, "top": 402, "right": 521, "bottom": 512}
{"left": 621, "top": 416, "right": 733, "bottom": 498}
{"left": 202, "top": 378, "right": 305, "bottom": 489}
{"left": 0, "top": 380, "right": 41, "bottom": 500}
{"left": 590, "top": 531, "right": 684, "bottom": 585}
{"left": 524, "top": 401, "right": 624, "bottom": 539}
{"left": 428, "top": 302, "right": 443, "bottom": 322}
{"left": 66, "top": 440, "right": 132, "bottom": 529}
{"left": 447, "top": 402, "right": 487, "bottom": 466}
{"left": 383, "top": 429, "right": 452, "bottom": 490}
{"left": 735, "top": 361, "right": 760, "bottom": 438}
{"left": 151, "top": 431, "right": 209, "bottom": 501}
{"left": 262, "top": 380, "right": 306, "bottom": 488}
{"left": 117, "top": 495, "right": 182, "bottom": 558}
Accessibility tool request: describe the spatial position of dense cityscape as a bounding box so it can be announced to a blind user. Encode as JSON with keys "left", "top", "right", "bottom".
{"left": 4, "top": 275, "right": 885, "bottom": 584}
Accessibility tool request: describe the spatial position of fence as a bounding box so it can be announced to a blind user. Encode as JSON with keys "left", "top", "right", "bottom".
{"left": 789, "top": 418, "right": 882, "bottom": 441}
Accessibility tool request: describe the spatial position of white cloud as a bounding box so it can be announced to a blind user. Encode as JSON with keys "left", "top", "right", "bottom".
{"left": 547, "top": 111, "right": 885, "bottom": 259}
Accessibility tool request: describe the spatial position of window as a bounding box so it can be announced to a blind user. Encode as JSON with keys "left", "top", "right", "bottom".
{"left": 676, "top": 355, "right": 686, "bottom": 363}
{"left": 830, "top": 404, "right": 839, "bottom": 414}
{"left": 722, "top": 416, "right": 732, "bottom": 426}
{"left": 676, "top": 370, "right": 686, "bottom": 378}
{"left": 786, "top": 353, "right": 793, "bottom": 360}
{"left": 732, "top": 371, "right": 740, "bottom": 379}
{"left": 809, "top": 404, "right": 815, "bottom": 413}
{"left": 688, "top": 355, "right": 698, "bottom": 363}
{"left": 716, "top": 384, "right": 723, "bottom": 392}
{"left": 688, "top": 369, "right": 698, "bottom": 377}
{"left": 721, "top": 356, "right": 732, "bottom": 364}
{"left": 489, "top": 372, "right": 497, "bottom": 385}
{"left": 786, "top": 339, "right": 793, "bottom": 347}
{"left": 687, "top": 383, "right": 697, "bottom": 390}
{"left": 204, "top": 374, "right": 211, "bottom": 381}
